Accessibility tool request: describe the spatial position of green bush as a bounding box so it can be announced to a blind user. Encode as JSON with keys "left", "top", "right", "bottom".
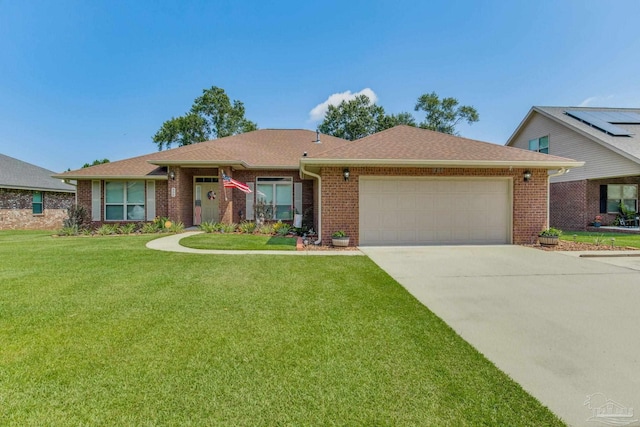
{"left": 220, "top": 223, "right": 237, "bottom": 233}
{"left": 96, "top": 224, "right": 118, "bottom": 235}
{"left": 59, "top": 225, "right": 79, "bottom": 236}
{"left": 141, "top": 222, "right": 160, "bottom": 234}
{"left": 238, "top": 221, "right": 257, "bottom": 234}
{"left": 118, "top": 223, "right": 136, "bottom": 235}
{"left": 168, "top": 221, "right": 185, "bottom": 233}
{"left": 539, "top": 227, "right": 562, "bottom": 237}
{"left": 276, "top": 223, "right": 291, "bottom": 236}
{"left": 257, "top": 223, "right": 275, "bottom": 235}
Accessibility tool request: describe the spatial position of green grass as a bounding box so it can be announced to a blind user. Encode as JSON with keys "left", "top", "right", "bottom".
{"left": 560, "top": 230, "right": 640, "bottom": 248}
{"left": 181, "top": 233, "right": 297, "bottom": 250}
{"left": 0, "top": 231, "right": 564, "bottom": 426}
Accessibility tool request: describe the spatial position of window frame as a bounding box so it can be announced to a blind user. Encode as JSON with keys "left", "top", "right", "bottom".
{"left": 104, "top": 180, "right": 146, "bottom": 221}
{"left": 255, "top": 176, "right": 294, "bottom": 221}
{"left": 606, "top": 184, "right": 638, "bottom": 214}
{"left": 32, "top": 191, "right": 43, "bottom": 215}
{"left": 528, "top": 135, "right": 549, "bottom": 154}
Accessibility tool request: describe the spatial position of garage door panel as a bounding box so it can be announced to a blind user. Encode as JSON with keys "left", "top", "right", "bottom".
{"left": 360, "top": 178, "right": 510, "bottom": 245}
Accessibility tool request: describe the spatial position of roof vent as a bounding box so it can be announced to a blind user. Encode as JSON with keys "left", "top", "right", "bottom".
{"left": 315, "top": 129, "right": 321, "bottom": 144}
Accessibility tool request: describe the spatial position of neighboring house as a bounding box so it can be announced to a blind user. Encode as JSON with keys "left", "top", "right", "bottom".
{"left": 55, "top": 126, "right": 581, "bottom": 246}
{"left": 506, "top": 107, "right": 640, "bottom": 230}
{"left": 0, "top": 154, "right": 75, "bottom": 230}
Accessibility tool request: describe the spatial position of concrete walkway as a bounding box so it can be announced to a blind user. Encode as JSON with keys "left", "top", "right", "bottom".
{"left": 360, "top": 245, "right": 640, "bottom": 427}
{"left": 145, "top": 231, "right": 364, "bottom": 255}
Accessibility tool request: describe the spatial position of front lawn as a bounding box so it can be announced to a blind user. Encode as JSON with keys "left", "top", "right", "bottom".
{"left": 180, "top": 232, "right": 297, "bottom": 250}
{"left": 0, "top": 231, "right": 563, "bottom": 426}
{"left": 560, "top": 230, "right": 640, "bottom": 248}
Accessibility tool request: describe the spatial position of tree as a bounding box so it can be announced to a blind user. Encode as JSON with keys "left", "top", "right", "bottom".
{"left": 414, "top": 92, "right": 479, "bottom": 135}
{"left": 153, "top": 86, "right": 258, "bottom": 150}
{"left": 377, "top": 112, "right": 416, "bottom": 130}
{"left": 82, "top": 159, "right": 110, "bottom": 168}
{"left": 318, "top": 94, "right": 391, "bottom": 141}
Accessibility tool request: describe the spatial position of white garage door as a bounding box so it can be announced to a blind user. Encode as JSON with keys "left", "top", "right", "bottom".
{"left": 359, "top": 177, "right": 511, "bottom": 245}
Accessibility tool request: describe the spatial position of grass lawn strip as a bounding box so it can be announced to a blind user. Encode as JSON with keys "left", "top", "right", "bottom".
{"left": 180, "top": 233, "right": 297, "bottom": 250}
{"left": 560, "top": 231, "right": 640, "bottom": 248}
{"left": 0, "top": 231, "right": 563, "bottom": 426}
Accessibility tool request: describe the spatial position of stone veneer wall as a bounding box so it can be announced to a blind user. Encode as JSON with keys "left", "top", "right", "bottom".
{"left": 319, "top": 167, "right": 549, "bottom": 246}
{"left": 0, "top": 188, "right": 74, "bottom": 230}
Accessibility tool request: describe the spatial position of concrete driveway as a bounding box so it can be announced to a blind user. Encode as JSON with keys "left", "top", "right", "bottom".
{"left": 360, "top": 245, "right": 640, "bottom": 427}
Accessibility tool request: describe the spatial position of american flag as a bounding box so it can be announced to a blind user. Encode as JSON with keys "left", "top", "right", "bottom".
{"left": 222, "top": 171, "right": 252, "bottom": 194}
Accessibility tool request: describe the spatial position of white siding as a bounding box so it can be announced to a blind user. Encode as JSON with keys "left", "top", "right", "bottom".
{"left": 510, "top": 113, "right": 640, "bottom": 183}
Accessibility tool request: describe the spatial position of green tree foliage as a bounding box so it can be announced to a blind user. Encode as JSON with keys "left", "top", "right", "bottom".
{"left": 414, "top": 92, "right": 479, "bottom": 135}
{"left": 318, "top": 95, "right": 386, "bottom": 141}
{"left": 82, "top": 159, "right": 110, "bottom": 168}
{"left": 318, "top": 95, "right": 416, "bottom": 141}
{"left": 153, "top": 86, "right": 258, "bottom": 150}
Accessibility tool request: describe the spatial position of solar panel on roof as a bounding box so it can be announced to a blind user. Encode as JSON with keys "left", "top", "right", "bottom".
{"left": 564, "top": 110, "right": 634, "bottom": 136}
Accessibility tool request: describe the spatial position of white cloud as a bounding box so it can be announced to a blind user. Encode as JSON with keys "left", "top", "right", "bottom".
{"left": 309, "top": 88, "right": 378, "bottom": 122}
{"left": 578, "top": 95, "right": 614, "bottom": 107}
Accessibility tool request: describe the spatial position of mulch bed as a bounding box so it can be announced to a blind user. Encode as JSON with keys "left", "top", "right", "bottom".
{"left": 527, "top": 240, "right": 638, "bottom": 252}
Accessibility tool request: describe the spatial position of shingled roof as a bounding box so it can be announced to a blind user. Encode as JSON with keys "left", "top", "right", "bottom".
{"left": 0, "top": 153, "right": 75, "bottom": 192}
{"left": 56, "top": 129, "right": 350, "bottom": 179}
{"left": 302, "top": 125, "right": 581, "bottom": 168}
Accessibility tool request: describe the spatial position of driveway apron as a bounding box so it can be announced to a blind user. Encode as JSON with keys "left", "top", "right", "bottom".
{"left": 360, "top": 245, "right": 640, "bottom": 427}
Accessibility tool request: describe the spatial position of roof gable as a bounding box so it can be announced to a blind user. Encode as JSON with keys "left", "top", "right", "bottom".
{"left": 507, "top": 106, "right": 640, "bottom": 165}
{"left": 0, "top": 154, "right": 75, "bottom": 192}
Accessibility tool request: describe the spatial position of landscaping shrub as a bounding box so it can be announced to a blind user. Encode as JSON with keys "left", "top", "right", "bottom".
{"left": 238, "top": 221, "right": 257, "bottom": 234}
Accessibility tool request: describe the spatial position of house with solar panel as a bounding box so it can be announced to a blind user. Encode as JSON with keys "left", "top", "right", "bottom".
{"left": 0, "top": 153, "right": 75, "bottom": 230}
{"left": 506, "top": 107, "right": 640, "bottom": 231}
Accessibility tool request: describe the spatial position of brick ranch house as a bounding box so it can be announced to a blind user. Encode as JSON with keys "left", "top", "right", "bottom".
{"left": 0, "top": 153, "right": 75, "bottom": 230}
{"left": 55, "top": 125, "right": 582, "bottom": 246}
{"left": 507, "top": 107, "right": 640, "bottom": 230}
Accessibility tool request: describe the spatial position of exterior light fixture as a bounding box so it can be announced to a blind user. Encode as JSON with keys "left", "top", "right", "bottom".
{"left": 343, "top": 168, "right": 350, "bottom": 181}
{"left": 523, "top": 170, "right": 532, "bottom": 182}
{"left": 169, "top": 170, "right": 175, "bottom": 180}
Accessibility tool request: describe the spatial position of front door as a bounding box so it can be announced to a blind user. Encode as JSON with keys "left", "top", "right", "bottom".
{"left": 194, "top": 180, "right": 219, "bottom": 225}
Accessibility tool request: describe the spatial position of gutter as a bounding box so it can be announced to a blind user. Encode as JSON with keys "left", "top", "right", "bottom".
{"left": 547, "top": 167, "right": 569, "bottom": 227}
{"left": 299, "top": 163, "right": 322, "bottom": 245}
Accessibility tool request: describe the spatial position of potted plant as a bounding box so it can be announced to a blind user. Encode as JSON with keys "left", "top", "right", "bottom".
{"left": 538, "top": 227, "right": 562, "bottom": 246}
{"left": 593, "top": 215, "right": 602, "bottom": 227}
{"left": 332, "top": 230, "right": 350, "bottom": 247}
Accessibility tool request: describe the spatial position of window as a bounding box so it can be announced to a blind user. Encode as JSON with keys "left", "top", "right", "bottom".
{"left": 105, "top": 181, "right": 145, "bottom": 221}
{"left": 528, "top": 136, "right": 549, "bottom": 154}
{"left": 256, "top": 177, "right": 293, "bottom": 220}
{"left": 607, "top": 184, "right": 637, "bottom": 213}
{"left": 32, "top": 191, "right": 43, "bottom": 214}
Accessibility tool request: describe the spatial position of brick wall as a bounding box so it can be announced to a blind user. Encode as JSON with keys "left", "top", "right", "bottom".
{"left": 549, "top": 180, "right": 587, "bottom": 230}
{"left": 0, "top": 188, "right": 74, "bottom": 230}
{"left": 319, "top": 167, "right": 549, "bottom": 246}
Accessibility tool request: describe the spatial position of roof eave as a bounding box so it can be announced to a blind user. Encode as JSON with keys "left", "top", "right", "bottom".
{"left": 51, "top": 174, "right": 168, "bottom": 180}
{"left": 300, "top": 158, "right": 584, "bottom": 169}
{"left": 0, "top": 184, "right": 76, "bottom": 193}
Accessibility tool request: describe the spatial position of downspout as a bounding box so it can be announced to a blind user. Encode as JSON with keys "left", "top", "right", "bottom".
{"left": 300, "top": 163, "right": 322, "bottom": 245}
{"left": 547, "top": 167, "right": 568, "bottom": 227}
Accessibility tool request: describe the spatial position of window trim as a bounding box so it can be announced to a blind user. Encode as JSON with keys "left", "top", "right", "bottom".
{"left": 32, "top": 191, "right": 43, "bottom": 215}
{"left": 606, "top": 184, "right": 638, "bottom": 214}
{"left": 256, "top": 176, "right": 294, "bottom": 221}
{"left": 104, "top": 180, "right": 146, "bottom": 221}
{"left": 528, "top": 135, "right": 549, "bottom": 154}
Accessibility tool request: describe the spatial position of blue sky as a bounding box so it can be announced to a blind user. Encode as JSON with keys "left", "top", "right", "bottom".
{"left": 1, "top": 0, "right": 639, "bottom": 172}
